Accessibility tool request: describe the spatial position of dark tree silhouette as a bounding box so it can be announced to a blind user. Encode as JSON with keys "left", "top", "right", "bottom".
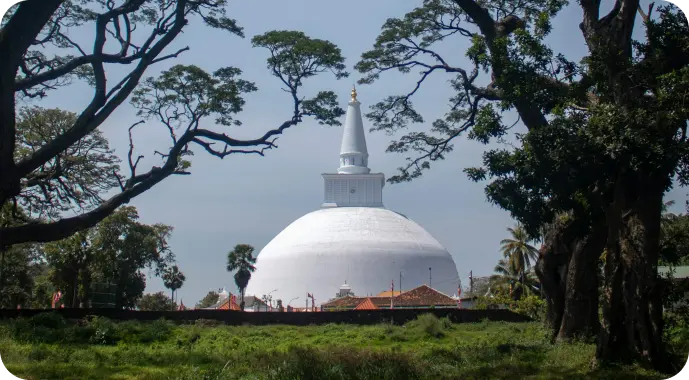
{"left": 226, "top": 244, "right": 256, "bottom": 311}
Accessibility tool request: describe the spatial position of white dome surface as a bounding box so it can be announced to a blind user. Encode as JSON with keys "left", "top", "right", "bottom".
{"left": 245, "top": 207, "right": 460, "bottom": 306}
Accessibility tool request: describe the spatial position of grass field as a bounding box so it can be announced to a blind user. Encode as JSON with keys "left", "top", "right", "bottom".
{"left": 0, "top": 313, "right": 687, "bottom": 380}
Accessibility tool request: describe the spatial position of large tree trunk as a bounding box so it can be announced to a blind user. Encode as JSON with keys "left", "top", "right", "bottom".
{"left": 537, "top": 216, "right": 605, "bottom": 342}
{"left": 596, "top": 176, "right": 668, "bottom": 370}
{"left": 558, "top": 225, "right": 605, "bottom": 341}
{"left": 536, "top": 230, "right": 568, "bottom": 339}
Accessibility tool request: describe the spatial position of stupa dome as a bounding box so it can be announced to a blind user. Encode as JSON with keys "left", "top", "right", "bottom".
{"left": 245, "top": 207, "right": 459, "bottom": 303}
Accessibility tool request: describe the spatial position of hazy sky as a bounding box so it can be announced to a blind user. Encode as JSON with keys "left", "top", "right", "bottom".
{"left": 15, "top": 0, "right": 686, "bottom": 305}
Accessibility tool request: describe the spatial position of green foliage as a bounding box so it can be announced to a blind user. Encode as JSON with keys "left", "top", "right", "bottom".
{"left": 122, "top": 318, "right": 172, "bottom": 344}
{"left": 227, "top": 244, "right": 256, "bottom": 309}
{"left": 162, "top": 265, "right": 186, "bottom": 302}
{"left": 40, "top": 206, "right": 175, "bottom": 309}
{"left": 660, "top": 207, "right": 689, "bottom": 266}
{"left": 44, "top": 230, "right": 94, "bottom": 308}
{"left": 491, "top": 224, "right": 542, "bottom": 302}
{"left": 196, "top": 291, "right": 220, "bottom": 309}
{"left": 355, "top": 0, "right": 569, "bottom": 184}
{"left": 0, "top": 244, "right": 44, "bottom": 308}
{"left": 87, "top": 316, "right": 118, "bottom": 345}
{"left": 9, "top": 0, "right": 245, "bottom": 100}
{"left": 1, "top": 1, "right": 349, "bottom": 251}
{"left": 132, "top": 64, "right": 258, "bottom": 128}
{"left": 468, "top": 104, "right": 507, "bottom": 144}
{"left": 251, "top": 30, "right": 348, "bottom": 126}
{"left": 6, "top": 314, "right": 173, "bottom": 346}
{"left": 405, "top": 313, "right": 448, "bottom": 338}
{"left": 0, "top": 205, "right": 51, "bottom": 309}
{"left": 13, "top": 107, "right": 121, "bottom": 220}
{"left": 137, "top": 291, "right": 176, "bottom": 311}
{"left": 0, "top": 205, "right": 49, "bottom": 307}
{"left": 499, "top": 224, "right": 539, "bottom": 275}
{"left": 664, "top": 311, "right": 689, "bottom": 358}
{"left": 475, "top": 294, "right": 546, "bottom": 321}
{"left": 0, "top": 319, "right": 680, "bottom": 379}
{"left": 252, "top": 30, "right": 348, "bottom": 82}
{"left": 91, "top": 206, "right": 175, "bottom": 308}
{"left": 492, "top": 259, "right": 541, "bottom": 300}
{"left": 10, "top": 313, "right": 69, "bottom": 344}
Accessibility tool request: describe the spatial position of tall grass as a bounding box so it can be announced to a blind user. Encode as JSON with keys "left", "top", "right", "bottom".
{"left": 0, "top": 312, "right": 684, "bottom": 380}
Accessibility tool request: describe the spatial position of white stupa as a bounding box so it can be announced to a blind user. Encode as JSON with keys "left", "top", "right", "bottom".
{"left": 245, "top": 88, "right": 460, "bottom": 305}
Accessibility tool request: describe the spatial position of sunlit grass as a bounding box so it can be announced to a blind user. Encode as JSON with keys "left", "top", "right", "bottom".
{"left": 0, "top": 313, "right": 684, "bottom": 380}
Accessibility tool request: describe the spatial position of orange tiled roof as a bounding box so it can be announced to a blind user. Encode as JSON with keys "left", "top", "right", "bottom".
{"left": 217, "top": 296, "right": 241, "bottom": 310}
{"left": 322, "top": 285, "right": 457, "bottom": 309}
{"left": 354, "top": 298, "right": 379, "bottom": 310}
{"left": 322, "top": 296, "right": 391, "bottom": 309}
{"left": 395, "top": 285, "right": 456, "bottom": 307}
{"left": 376, "top": 290, "right": 405, "bottom": 297}
{"left": 321, "top": 296, "right": 361, "bottom": 308}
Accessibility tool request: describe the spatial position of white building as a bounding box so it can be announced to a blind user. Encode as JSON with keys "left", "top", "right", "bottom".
{"left": 245, "top": 88, "right": 460, "bottom": 306}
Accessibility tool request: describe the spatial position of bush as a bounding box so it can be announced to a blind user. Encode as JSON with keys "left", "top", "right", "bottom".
{"left": 440, "top": 316, "right": 454, "bottom": 330}
{"left": 140, "top": 318, "right": 172, "bottom": 343}
{"left": 29, "top": 312, "right": 66, "bottom": 329}
{"left": 27, "top": 345, "right": 50, "bottom": 362}
{"left": 511, "top": 296, "right": 545, "bottom": 320}
{"left": 194, "top": 318, "right": 223, "bottom": 328}
{"left": 474, "top": 294, "right": 545, "bottom": 321}
{"left": 264, "top": 345, "right": 422, "bottom": 380}
{"left": 665, "top": 310, "right": 689, "bottom": 355}
{"left": 87, "top": 316, "right": 118, "bottom": 345}
{"left": 10, "top": 313, "right": 67, "bottom": 343}
{"left": 407, "top": 313, "right": 446, "bottom": 338}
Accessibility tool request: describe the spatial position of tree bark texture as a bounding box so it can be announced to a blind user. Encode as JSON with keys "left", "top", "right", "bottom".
{"left": 537, "top": 218, "right": 604, "bottom": 342}
{"left": 596, "top": 176, "right": 668, "bottom": 370}
{"left": 558, "top": 225, "right": 605, "bottom": 341}
{"left": 536, "top": 226, "right": 568, "bottom": 339}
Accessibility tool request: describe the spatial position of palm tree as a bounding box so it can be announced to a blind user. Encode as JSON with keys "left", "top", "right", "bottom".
{"left": 162, "top": 265, "right": 185, "bottom": 308}
{"left": 227, "top": 244, "right": 257, "bottom": 311}
{"left": 499, "top": 224, "right": 539, "bottom": 278}
{"left": 492, "top": 259, "right": 540, "bottom": 300}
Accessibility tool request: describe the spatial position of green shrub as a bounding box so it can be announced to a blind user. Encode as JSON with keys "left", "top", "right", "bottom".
{"left": 379, "top": 321, "right": 395, "bottom": 335}
{"left": 63, "top": 323, "right": 94, "bottom": 344}
{"left": 27, "top": 345, "right": 50, "bottom": 361}
{"left": 140, "top": 318, "right": 173, "bottom": 343}
{"left": 665, "top": 311, "right": 689, "bottom": 356}
{"left": 474, "top": 294, "right": 546, "bottom": 321}
{"left": 10, "top": 313, "right": 68, "bottom": 343}
{"left": 440, "top": 316, "right": 454, "bottom": 330}
{"left": 263, "top": 345, "right": 421, "bottom": 380}
{"left": 194, "top": 318, "right": 223, "bottom": 328}
{"left": 512, "top": 295, "right": 546, "bottom": 320}
{"left": 408, "top": 313, "right": 446, "bottom": 338}
{"left": 87, "top": 316, "right": 117, "bottom": 345}
{"left": 177, "top": 325, "right": 202, "bottom": 348}
{"left": 29, "top": 312, "right": 66, "bottom": 329}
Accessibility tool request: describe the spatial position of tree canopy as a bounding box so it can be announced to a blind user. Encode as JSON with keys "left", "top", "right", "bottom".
{"left": 356, "top": 0, "right": 689, "bottom": 370}
{"left": 227, "top": 243, "right": 256, "bottom": 310}
{"left": 162, "top": 264, "right": 185, "bottom": 302}
{"left": 195, "top": 290, "right": 220, "bottom": 309}
{"left": 0, "top": 0, "right": 348, "bottom": 248}
{"left": 137, "top": 291, "right": 175, "bottom": 311}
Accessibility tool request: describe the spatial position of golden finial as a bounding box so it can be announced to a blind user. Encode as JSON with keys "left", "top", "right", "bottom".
{"left": 350, "top": 85, "right": 358, "bottom": 102}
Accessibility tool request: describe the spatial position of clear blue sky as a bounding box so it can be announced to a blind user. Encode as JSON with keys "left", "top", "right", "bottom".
{"left": 17, "top": 0, "right": 687, "bottom": 305}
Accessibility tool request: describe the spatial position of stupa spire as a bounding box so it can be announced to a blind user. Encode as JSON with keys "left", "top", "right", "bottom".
{"left": 338, "top": 86, "right": 370, "bottom": 174}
